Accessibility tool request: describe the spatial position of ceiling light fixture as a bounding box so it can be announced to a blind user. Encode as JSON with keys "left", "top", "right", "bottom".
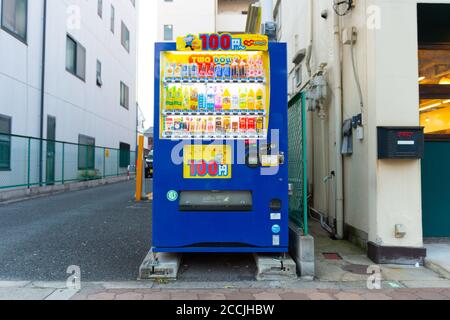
{"left": 419, "top": 102, "right": 442, "bottom": 113}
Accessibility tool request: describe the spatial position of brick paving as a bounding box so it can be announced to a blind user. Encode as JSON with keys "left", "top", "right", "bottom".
{"left": 71, "top": 288, "right": 450, "bottom": 300}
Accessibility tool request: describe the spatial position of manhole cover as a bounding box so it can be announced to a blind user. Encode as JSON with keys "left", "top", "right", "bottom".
{"left": 322, "top": 252, "right": 342, "bottom": 260}
{"left": 342, "top": 264, "right": 370, "bottom": 275}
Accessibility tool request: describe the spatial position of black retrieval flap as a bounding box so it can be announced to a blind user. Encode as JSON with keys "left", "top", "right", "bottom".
{"left": 179, "top": 191, "right": 253, "bottom": 212}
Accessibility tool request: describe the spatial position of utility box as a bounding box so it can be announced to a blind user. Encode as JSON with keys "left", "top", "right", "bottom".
{"left": 377, "top": 127, "right": 424, "bottom": 159}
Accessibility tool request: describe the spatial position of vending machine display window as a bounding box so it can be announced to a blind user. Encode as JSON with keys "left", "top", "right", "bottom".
{"left": 159, "top": 51, "right": 271, "bottom": 140}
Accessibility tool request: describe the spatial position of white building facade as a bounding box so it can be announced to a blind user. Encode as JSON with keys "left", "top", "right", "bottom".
{"left": 156, "top": 0, "right": 255, "bottom": 41}
{"left": 276, "top": 0, "right": 450, "bottom": 264}
{"left": 0, "top": 0, "right": 138, "bottom": 186}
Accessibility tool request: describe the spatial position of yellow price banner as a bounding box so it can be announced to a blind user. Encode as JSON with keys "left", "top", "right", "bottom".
{"left": 176, "top": 33, "right": 269, "bottom": 52}
{"left": 183, "top": 145, "right": 232, "bottom": 179}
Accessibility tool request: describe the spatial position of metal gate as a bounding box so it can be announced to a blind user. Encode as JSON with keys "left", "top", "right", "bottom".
{"left": 288, "top": 92, "right": 308, "bottom": 235}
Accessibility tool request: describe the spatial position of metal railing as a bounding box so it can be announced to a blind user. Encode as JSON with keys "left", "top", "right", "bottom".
{"left": 288, "top": 92, "right": 308, "bottom": 235}
{"left": 0, "top": 133, "right": 136, "bottom": 191}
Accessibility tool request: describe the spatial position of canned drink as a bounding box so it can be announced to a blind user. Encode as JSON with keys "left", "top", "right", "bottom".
{"left": 239, "top": 117, "right": 247, "bottom": 133}
{"left": 247, "top": 117, "right": 256, "bottom": 131}
{"left": 223, "top": 116, "right": 231, "bottom": 133}
{"left": 256, "top": 117, "right": 264, "bottom": 133}
{"left": 232, "top": 118, "right": 239, "bottom": 133}
{"left": 165, "top": 117, "right": 174, "bottom": 132}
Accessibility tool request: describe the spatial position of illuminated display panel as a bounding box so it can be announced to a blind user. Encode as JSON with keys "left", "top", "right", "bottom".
{"left": 159, "top": 51, "right": 271, "bottom": 140}
{"left": 419, "top": 47, "right": 450, "bottom": 134}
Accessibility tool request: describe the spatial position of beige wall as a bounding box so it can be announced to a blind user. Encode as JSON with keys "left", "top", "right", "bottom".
{"left": 279, "top": 0, "right": 450, "bottom": 248}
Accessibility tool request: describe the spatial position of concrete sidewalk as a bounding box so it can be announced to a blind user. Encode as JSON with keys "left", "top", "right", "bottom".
{"left": 72, "top": 287, "right": 450, "bottom": 300}
{"left": 425, "top": 242, "right": 450, "bottom": 280}
{"left": 2, "top": 281, "right": 450, "bottom": 300}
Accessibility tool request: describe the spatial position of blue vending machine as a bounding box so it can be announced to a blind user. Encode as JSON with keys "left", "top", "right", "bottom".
{"left": 153, "top": 33, "right": 288, "bottom": 253}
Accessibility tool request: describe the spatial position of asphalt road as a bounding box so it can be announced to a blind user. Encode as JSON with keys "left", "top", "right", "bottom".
{"left": 0, "top": 180, "right": 256, "bottom": 282}
{"left": 0, "top": 181, "right": 152, "bottom": 282}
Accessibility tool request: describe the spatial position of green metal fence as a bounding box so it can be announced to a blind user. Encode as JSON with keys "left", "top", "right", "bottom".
{"left": 288, "top": 92, "right": 308, "bottom": 235}
{"left": 0, "top": 133, "right": 136, "bottom": 191}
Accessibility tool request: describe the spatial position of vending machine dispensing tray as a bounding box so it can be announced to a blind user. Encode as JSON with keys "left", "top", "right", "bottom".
{"left": 179, "top": 191, "right": 253, "bottom": 212}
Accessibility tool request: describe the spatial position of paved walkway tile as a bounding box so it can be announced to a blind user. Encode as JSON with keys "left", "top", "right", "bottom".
{"left": 71, "top": 288, "right": 450, "bottom": 301}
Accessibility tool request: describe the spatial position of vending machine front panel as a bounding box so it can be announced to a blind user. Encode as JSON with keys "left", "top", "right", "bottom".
{"left": 152, "top": 39, "right": 289, "bottom": 253}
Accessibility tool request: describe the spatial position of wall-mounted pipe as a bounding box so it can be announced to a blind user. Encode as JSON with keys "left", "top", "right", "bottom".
{"left": 333, "top": 10, "right": 344, "bottom": 240}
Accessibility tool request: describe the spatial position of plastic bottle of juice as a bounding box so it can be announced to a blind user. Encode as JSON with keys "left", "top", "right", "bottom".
{"left": 190, "top": 87, "right": 199, "bottom": 111}
{"left": 256, "top": 57, "right": 264, "bottom": 81}
{"left": 182, "top": 64, "right": 189, "bottom": 80}
{"left": 256, "top": 88, "right": 264, "bottom": 110}
{"left": 207, "top": 63, "right": 215, "bottom": 80}
{"left": 248, "top": 58, "right": 256, "bottom": 81}
{"left": 198, "top": 89, "right": 206, "bottom": 112}
{"left": 175, "top": 87, "right": 183, "bottom": 110}
{"left": 214, "top": 64, "right": 223, "bottom": 81}
{"left": 165, "top": 86, "right": 173, "bottom": 110}
{"left": 247, "top": 89, "right": 256, "bottom": 110}
{"left": 239, "top": 88, "right": 248, "bottom": 110}
{"left": 214, "top": 86, "right": 223, "bottom": 112}
{"left": 174, "top": 64, "right": 182, "bottom": 80}
{"left": 223, "top": 63, "right": 231, "bottom": 81}
{"left": 239, "top": 59, "right": 248, "bottom": 80}
{"left": 182, "top": 87, "right": 190, "bottom": 111}
{"left": 223, "top": 88, "right": 231, "bottom": 111}
{"left": 206, "top": 86, "right": 215, "bottom": 112}
{"left": 199, "top": 63, "right": 207, "bottom": 80}
{"left": 231, "top": 90, "right": 239, "bottom": 110}
{"left": 231, "top": 58, "right": 239, "bottom": 81}
{"left": 190, "top": 63, "right": 198, "bottom": 81}
{"left": 165, "top": 63, "right": 174, "bottom": 81}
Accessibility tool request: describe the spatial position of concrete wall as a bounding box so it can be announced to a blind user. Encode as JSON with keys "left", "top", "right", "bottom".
{"left": 0, "top": 0, "right": 138, "bottom": 188}
{"left": 156, "top": 0, "right": 216, "bottom": 41}
{"left": 156, "top": 0, "right": 251, "bottom": 40}
{"left": 278, "top": 0, "right": 450, "bottom": 248}
{"left": 216, "top": 0, "right": 254, "bottom": 33}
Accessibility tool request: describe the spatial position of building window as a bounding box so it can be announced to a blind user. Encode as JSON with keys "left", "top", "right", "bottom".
{"left": 1, "top": 0, "right": 28, "bottom": 43}
{"left": 0, "top": 115, "right": 12, "bottom": 171}
{"left": 97, "top": 0, "right": 103, "bottom": 18}
{"left": 66, "top": 35, "right": 86, "bottom": 81}
{"left": 419, "top": 45, "right": 450, "bottom": 134}
{"left": 96, "top": 60, "right": 103, "bottom": 87}
{"left": 164, "top": 24, "right": 173, "bottom": 41}
{"left": 78, "top": 135, "right": 95, "bottom": 170}
{"left": 119, "top": 142, "right": 131, "bottom": 168}
{"left": 110, "top": 5, "right": 115, "bottom": 33}
{"left": 121, "top": 21, "right": 130, "bottom": 52}
{"left": 120, "top": 82, "right": 129, "bottom": 109}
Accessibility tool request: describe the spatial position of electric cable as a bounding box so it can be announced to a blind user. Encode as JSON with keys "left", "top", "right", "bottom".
{"left": 350, "top": 28, "right": 364, "bottom": 115}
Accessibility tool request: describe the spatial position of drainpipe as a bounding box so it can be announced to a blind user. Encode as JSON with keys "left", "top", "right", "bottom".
{"left": 39, "top": 0, "right": 48, "bottom": 186}
{"left": 333, "top": 11, "right": 344, "bottom": 240}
